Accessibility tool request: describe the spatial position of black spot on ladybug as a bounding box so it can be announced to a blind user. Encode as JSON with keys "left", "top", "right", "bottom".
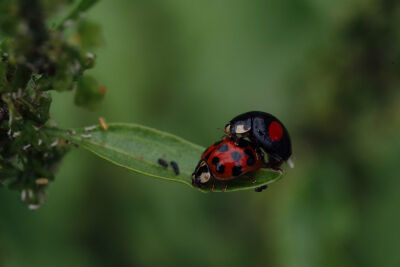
{"left": 237, "top": 139, "right": 248, "bottom": 148}
{"left": 244, "top": 149, "right": 253, "bottom": 156}
{"left": 230, "top": 151, "right": 242, "bottom": 162}
{"left": 170, "top": 161, "right": 179, "bottom": 175}
{"left": 218, "top": 144, "right": 229, "bottom": 152}
{"left": 247, "top": 157, "right": 255, "bottom": 166}
{"left": 158, "top": 158, "right": 168, "bottom": 168}
{"left": 216, "top": 164, "right": 225, "bottom": 174}
{"left": 211, "top": 157, "right": 220, "bottom": 165}
{"left": 232, "top": 165, "right": 242, "bottom": 176}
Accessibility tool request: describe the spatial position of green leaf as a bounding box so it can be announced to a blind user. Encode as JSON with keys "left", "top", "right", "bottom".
{"left": 44, "top": 123, "right": 283, "bottom": 192}
{"left": 55, "top": 0, "right": 100, "bottom": 29}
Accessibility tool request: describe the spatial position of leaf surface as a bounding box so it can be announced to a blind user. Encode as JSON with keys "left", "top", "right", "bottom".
{"left": 46, "top": 123, "right": 283, "bottom": 192}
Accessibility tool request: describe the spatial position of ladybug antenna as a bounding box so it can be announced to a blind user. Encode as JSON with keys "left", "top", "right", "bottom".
{"left": 216, "top": 127, "right": 230, "bottom": 139}
{"left": 216, "top": 127, "right": 225, "bottom": 134}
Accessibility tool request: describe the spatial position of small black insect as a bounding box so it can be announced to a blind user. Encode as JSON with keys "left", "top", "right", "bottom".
{"left": 254, "top": 185, "right": 268, "bottom": 192}
{"left": 170, "top": 161, "right": 180, "bottom": 175}
{"left": 158, "top": 158, "right": 168, "bottom": 168}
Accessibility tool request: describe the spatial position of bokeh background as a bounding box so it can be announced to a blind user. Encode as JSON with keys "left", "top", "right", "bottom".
{"left": 1, "top": 0, "right": 400, "bottom": 266}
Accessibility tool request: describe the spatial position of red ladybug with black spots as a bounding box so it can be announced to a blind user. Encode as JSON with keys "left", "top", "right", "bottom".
{"left": 192, "top": 137, "right": 265, "bottom": 191}
{"left": 225, "top": 111, "right": 292, "bottom": 170}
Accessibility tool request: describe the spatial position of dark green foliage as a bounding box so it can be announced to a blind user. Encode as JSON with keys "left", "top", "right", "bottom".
{"left": 0, "top": 0, "right": 102, "bottom": 208}
{"left": 284, "top": 1, "right": 400, "bottom": 266}
{"left": 56, "top": 0, "right": 100, "bottom": 29}
{"left": 74, "top": 75, "right": 104, "bottom": 109}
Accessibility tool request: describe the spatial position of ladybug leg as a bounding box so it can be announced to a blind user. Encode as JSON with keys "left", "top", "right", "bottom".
{"left": 262, "top": 161, "right": 268, "bottom": 168}
{"left": 266, "top": 155, "right": 283, "bottom": 171}
{"left": 244, "top": 176, "right": 256, "bottom": 184}
{"left": 210, "top": 182, "right": 215, "bottom": 192}
{"left": 221, "top": 183, "right": 228, "bottom": 192}
{"left": 268, "top": 165, "right": 283, "bottom": 172}
{"left": 258, "top": 149, "right": 268, "bottom": 167}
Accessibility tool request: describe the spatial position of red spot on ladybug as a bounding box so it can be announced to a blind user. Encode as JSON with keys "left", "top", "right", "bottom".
{"left": 268, "top": 121, "right": 283, "bottom": 142}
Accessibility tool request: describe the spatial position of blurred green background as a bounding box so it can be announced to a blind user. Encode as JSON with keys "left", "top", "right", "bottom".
{"left": 1, "top": 0, "right": 400, "bottom": 266}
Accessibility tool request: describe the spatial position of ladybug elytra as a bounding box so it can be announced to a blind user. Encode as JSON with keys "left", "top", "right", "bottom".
{"left": 225, "top": 111, "right": 292, "bottom": 169}
{"left": 192, "top": 137, "right": 265, "bottom": 191}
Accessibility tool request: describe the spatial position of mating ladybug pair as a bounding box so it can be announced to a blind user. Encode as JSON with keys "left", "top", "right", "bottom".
{"left": 192, "top": 111, "right": 292, "bottom": 191}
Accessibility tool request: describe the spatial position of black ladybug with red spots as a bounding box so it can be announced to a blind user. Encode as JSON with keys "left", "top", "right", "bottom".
{"left": 225, "top": 111, "right": 292, "bottom": 170}
{"left": 192, "top": 111, "right": 292, "bottom": 192}
{"left": 192, "top": 137, "right": 265, "bottom": 191}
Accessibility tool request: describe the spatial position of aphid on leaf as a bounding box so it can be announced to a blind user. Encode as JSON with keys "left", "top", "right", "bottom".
{"left": 170, "top": 161, "right": 180, "bottom": 175}
{"left": 158, "top": 158, "right": 168, "bottom": 168}
{"left": 254, "top": 185, "right": 268, "bottom": 192}
{"left": 98, "top": 117, "right": 109, "bottom": 131}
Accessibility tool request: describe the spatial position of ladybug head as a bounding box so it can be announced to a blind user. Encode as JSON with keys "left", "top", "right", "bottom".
{"left": 225, "top": 121, "right": 251, "bottom": 136}
{"left": 192, "top": 160, "right": 211, "bottom": 187}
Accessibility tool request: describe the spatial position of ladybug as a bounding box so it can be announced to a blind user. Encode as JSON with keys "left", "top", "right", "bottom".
{"left": 225, "top": 111, "right": 292, "bottom": 169}
{"left": 192, "top": 137, "right": 265, "bottom": 191}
